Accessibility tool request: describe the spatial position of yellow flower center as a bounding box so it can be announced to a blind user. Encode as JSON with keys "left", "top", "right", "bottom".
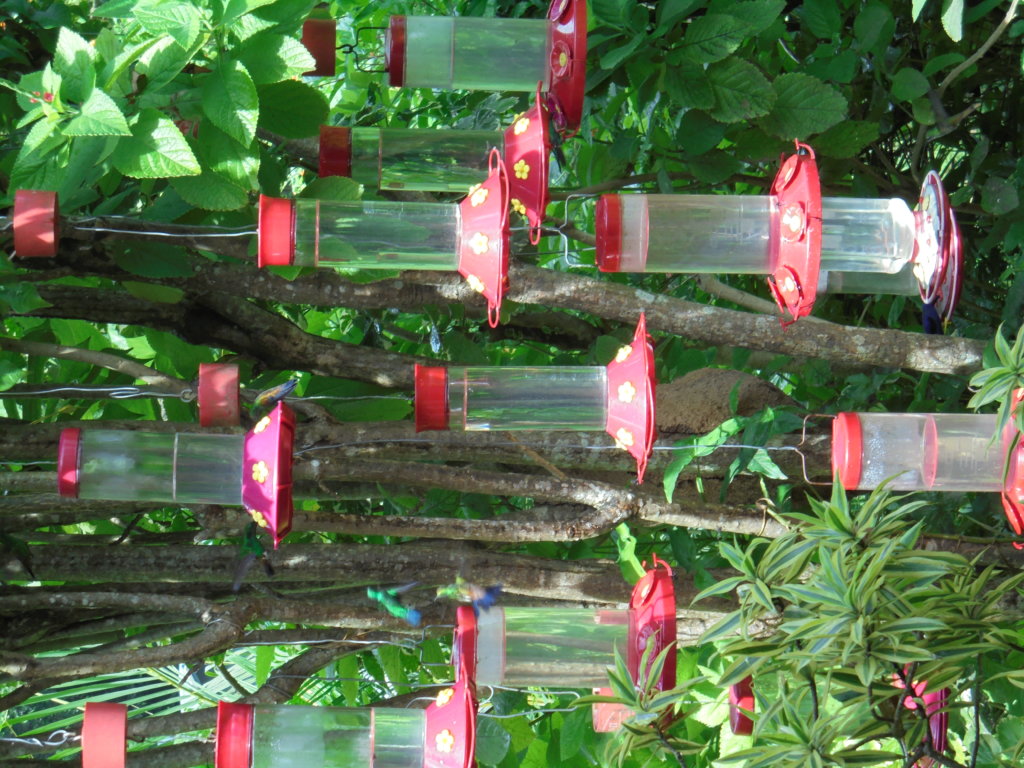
{"left": 435, "top": 729, "right": 455, "bottom": 753}
{"left": 435, "top": 688, "right": 455, "bottom": 707}
{"left": 253, "top": 416, "right": 271, "bottom": 434}
{"left": 248, "top": 509, "right": 269, "bottom": 528}
{"left": 614, "top": 345, "right": 633, "bottom": 363}
{"left": 559, "top": 51, "right": 568, "bottom": 68}
{"left": 617, "top": 381, "right": 637, "bottom": 403}
{"left": 513, "top": 116, "right": 530, "bottom": 135}
{"left": 470, "top": 187, "right": 489, "bottom": 207}
{"left": 615, "top": 428, "right": 635, "bottom": 450}
{"left": 469, "top": 232, "right": 490, "bottom": 255}
{"left": 511, "top": 198, "right": 527, "bottom": 216}
{"left": 251, "top": 460, "right": 269, "bottom": 484}
{"left": 466, "top": 274, "right": 486, "bottom": 293}
{"left": 513, "top": 159, "right": 530, "bottom": 180}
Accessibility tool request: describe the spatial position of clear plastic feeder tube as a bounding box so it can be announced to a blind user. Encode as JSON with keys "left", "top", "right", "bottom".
{"left": 818, "top": 264, "right": 920, "bottom": 295}
{"left": 392, "top": 16, "right": 550, "bottom": 91}
{"left": 349, "top": 127, "right": 502, "bottom": 193}
{"left": 292, "top": 198, "right": 461, "bottom": 270}
{"left": 475, "top": 607, "right": 628, "bottom": 687}
{"left": 446, "top": 366, "right": 607, "bottom": 430}
{"left": 77, "top": 431, "right": 243, "bottom": 504}
{"left": 250, "top": 705, "right": 425, "bottom": 768}
{"left": 596, "top": 194, "right": 918, "bottom": 277}
{"left": 923, "top": 414, "right": 1006, "bottom": 491}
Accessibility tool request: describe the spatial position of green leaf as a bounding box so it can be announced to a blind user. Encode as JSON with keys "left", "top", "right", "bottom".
{"left": 201, "top": 59, "right": 258, "bottom": 146}
{"left": 475, "top": 716, "right": 512, "bottom": 765}
{"left": 299, "top": 176, "right": 363, "bottom": 201}
{"left": 171, "top": 170, "right": 249, "bottom": 211}
{"left": 800, "top": 0, "right": 842, "bottom": 38}
{"left": 941, "top": 0, "right": 964, "bottom": 41}
{"left": 111, "top": 242, "right": 195, "bottom": 278}
{"left": 705, "top": 58, "right": 775, "bottom": 123}
{"left": 592, "top": 0, "right": 631, "bottom": 26}
{"left": 236, "top": 32, "right": 315, "bottom": 84}
{"left": 891, "top": 68, "right": 931, "bottom": 102}
{"left": 94, "top": 0, "right": 139, "bottom": 17}
{"left": 759, "top": 73, "right": 847, "bottom": 138}
{"left": 854, "top": 3, "right": 894, "bottom": 53}
{"left": 135, "top": 0, "right": 201, "bottom": 49}
{"left": 254, "top": 645, "right": 273, "bottom": 687}
{"left": 981, "top": 177, "right": 1020, "bottom": 216}
{"left": 64, "top": 89, "right": 130, "bottom": 136}
{"left": 686, "top": 150, "right": 742, "bottom": 185}
{"left": 722, "top": 0, "right": 784, "bottom": 35}
{"left": 53, "top": 28, "right": 97, "bottom": 103}
{"left": 665, "top": 59, "right": 715, "bottom": 110}
{"left": 675, "top": 110, "right": 725, "bottom": 155}
{"left": 912, "top": 0, "right": 929, "bottom": 21}
{"left": 0, "top": 283, "right": 53, "bottom": 314}
{"left": 121, "top": 281, "right": 185, "bottom": 303}
{"left": 814, "top": 120, "right": 880, "bottom": 158}
{"left": 256, "top": 79, "right": 328, "bottom": 139}
{"left": 137, "top": 36, "right": 193, "bottom": 92}
{"left": 681, "top": 14, "right": 751, "bottom": 64}
{"left": 192, "top": 123, "right": 260, "bottom": 189}
{"left": 111, "top": 109, "right": 200, "bottom": 178}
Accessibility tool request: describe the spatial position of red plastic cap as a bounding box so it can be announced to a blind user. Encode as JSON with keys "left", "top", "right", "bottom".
{"left": 13, "top": 189, "right": 59, "bottom": 258}
{"left": 414, "top": 364, "right": 450, "bottom": 432}
{"left": 198, "top": 363, "right": 241, "bottom": 427}
{"left": 458, "top": 149, "right": 510, "bottom": 327}
{"left": 1001, "top": 390, "right": 1024, "bottom": 545}
{"left": 257, "top": 195, "right": 295, "bottom": 267}
{"left": 318, "top": 125, "right": 352, "bottom": 178}
{"left": 242, "top": 402, "right": 296, "bottom": 548}
{"left": 453, "top": 604, "right": 478, "bottom": 686}
{"left": 386, "top": 16, "right": 406, "bottom": 87}
{"left": 627, "top": 555, "right": 676, "bottom": 693}
{"left": 729, "top": 677, "right": 754, "bottom": 735}
{"left": 424, "top": 679, "right": 477, "bottom": 768}
{"left": 503, "top": 93, "right": 551, "bottom": 244}
{"left": 594, "top": 194, "right": 622, "bottom": 272}
{"left": 82, "top": 702, "right": 127, "bottom": 768}
{"left": 301, "top": 18, "right": 337, "bottom": 76}
{"left": 215, "top": 702, "right": 253, "bottom": 768}
{"left": 545, "top": 0, "right": 588, "bottom": 135}
{"left": 831, "top": 413, "right": 862, "bottom": 490}
{"left": 604, "top": 314, "right": 657, "bottom": 483}
{"left": 57, "top": 428, "right": 81, "bottom": 498}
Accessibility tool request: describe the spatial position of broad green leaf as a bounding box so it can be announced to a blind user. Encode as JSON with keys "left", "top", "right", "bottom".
{"left": 192, "top": 123, "right": 260, "bottom": 189}
{"left": 981, "top": 177, "right": 1020, "bottom": 216}
{"left": 705, "top": 58, "right": 775, "bottom": 123}
{"left": 171, "top": 170, "right": 249, "bottom": 211}
{"left": 474, "top": 716, "right": 511, "bottom": 765}
{"left": 942, "top": 0, "right": 964, "bottom": 41}
{"left": 220, "top": 0, "right": 278, "bottom": 27}
{"left": 722, "top": 0, "right": 784, "bottom": 35}
{"left": 53, "top": 28, "right": 97, "bottom": 102}
{"left": 135, "top": 0, "right": 201, "bottom": 50}
{"left": 236, "top": 32, "right": 315, "bottom": 84}
{"left": 257, "top": 79, "right": 327, "bottom": 139}
{"left": 675, "top": 110, "right": 725, "bottom": 155}
{"left": 681, "top": 14, "right": 751, "bottom": 64}
{"left": 0, "top": 283, "right": 53, "bottom": 314}
{"left": 592, "top": 0, "right": 631, "bottom": 26}
{"left": 891, "top": 67, "right": 930, "bottom": 102}
{"left": 111, "top": 242, "right": 195, "bottom": 278}
{"left": 201, "top": 59, "right": 258, "bottom": 145}
{"left": 759, "top": 73, "right": 847, "bottom": 138}
{"left": 121, "top": 281, "right": 185, "bottom": 303}
{"left": 801, "top": 0, "right": 842, "bottom": 38}
{"left": 64, "top": 89, "right": 130, "bottom": 136}
{"left": 814, "top": 120, "right": 880, "bottom": 158}
{"left": 94, "top": 0, "right": 138, "bottom": 17}
{"left": 912, "top": 0, "right": 929, "bottom": 20}
{"left": 686, "top": 150, "right": 742, "bottom": 184}
{"left": 137, "top": 36, "right": 193, "bottom": 92}
{"left": 10, "top": 127, "right": 68, "bottom": 192}
{"left": 111, "top": 109, "right": 200, "bottom": 177}
{"left": 854, "top": 2, "right": 894, "bottom": 53}
{"left": 254, "top": 645, "right": 273, "bottom": 687}
{"left": 665, "top": 59, "right": 715, "bottom": 110}
{"left": 299, "top": 176, "right": 362, "bottom": 201}
{"left": 833, "top": 749, "right": 903, "bottom": 767}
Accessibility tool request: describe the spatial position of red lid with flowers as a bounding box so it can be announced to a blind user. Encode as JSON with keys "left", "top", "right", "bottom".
{"left": 82, "top": 702, "right": 127, "bottom": 768}
{"left": 13, "top": 189, "right": 60, "bottom": 258}
{"left": 604, "top": 314, "right": 657, "bottom": 483}
{"left": 626, "top": 555, "right": 675, "bottom": 693}
{"left": 545, "top": 0, "right": 587, "bottom": 136}
{"left": 729, "top": 676, "right": 754, "bottom": 735}
{"left": 198, "top": 363, "right": 240, "bottom": 427}
{"left": 242, "top": 402, "right": 295, "bottom": 549}
{"left": 766, "top": 142, "right": 822, "bottom": 323}
{"left": 215, "top": 701, "right": 253, "bottom": 768}
{"left": 452, "top": 605, "right": 478, "bottom": 686}
{"left": 503, "top": 91, "right": 551, "bottom": 244}
{"left": 914, "top": 171, "right": 963, "bottom": 325}
{"left": 301, "top": 17, "right": 338, "bottom": 76}
{"left": 457, "top": 149, "right": 510, "bottom": 328}
{"left": 424, "top": 678, "right": 476, "bottom": 768}
{"left": 1001, "top": 389, "right": 1024, "bottom": 548}
{"left": 319, "top": 125, "right": 353, "bottom": 178}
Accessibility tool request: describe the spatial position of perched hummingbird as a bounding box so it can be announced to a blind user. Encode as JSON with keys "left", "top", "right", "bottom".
{"left": 232, "top": 522, "right": 274, "bottom": 592}
{"left": 367, "top": 583, "right": 422, "bottom": 627}
{"left": 251, "top": 379, "right": 299, "bottom": 416}
{"left": 436, "top": 577, "right": 502, "bottom": 616}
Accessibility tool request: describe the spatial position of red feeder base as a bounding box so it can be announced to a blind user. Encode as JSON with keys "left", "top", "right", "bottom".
{"left": 545, "top": 0, "right": 587, "bottom": 135}
{"left": 604, "top": 314, "right": 657, "bottom": 482}
{"left": 729, "top": 676, "right": 754, "bottom": 735}
{"left": 13, "top": 189, "right": 60, "bottom": 258}
{"left": 198, "top": 363, "right": 240, "bottom": 427}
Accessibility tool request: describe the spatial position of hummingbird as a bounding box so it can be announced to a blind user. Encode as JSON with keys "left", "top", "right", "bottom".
{"left": 232, "top": 522, "right": 274, "bottom": 592}
{"left": 251, "top": 379, "right": 299, "bottom": 417}
{"left": 367, "top": 583, "right": 422, "bottom": 626}
{"left": 436, "top": 577, "right": 502, "bottom": 616}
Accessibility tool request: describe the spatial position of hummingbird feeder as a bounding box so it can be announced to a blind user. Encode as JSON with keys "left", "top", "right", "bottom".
{"left": 831, "top": 391, "right": 1024, "bottom": 541}
{"left": 320, "top": 92, "right": 551, "bottom": 240}
{"left": 260, "top": 151, "right": 509, "bottom": 326}
{"left": 81, "top": 702, "right": 127, "bottom": 768}
{"left": 56, "top": 402, "right": 295, "bottom": 547}
{"left": 452, "top": 556, "right": 675, "bottom": 731}
{"left": 414, "top": 314, "right": 655, "bottom": 481}
{"left": 216, "top": 679, "right": 476, "bottom": 768}
{"left": 594, "top": 145, "right": 963, "bottom": 324}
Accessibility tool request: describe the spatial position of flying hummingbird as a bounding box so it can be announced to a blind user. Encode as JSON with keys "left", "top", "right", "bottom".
{"left": 367, "top": 583, "right": 422, "bottom": 627}
{"left": 232, "top": 522, "right": 274, "bottom": 592}
{"left": 251, "top": 379, "right": 299, "bottom": 417}
{"left": 436, "top": 577, "right": 502, "bottom": 616}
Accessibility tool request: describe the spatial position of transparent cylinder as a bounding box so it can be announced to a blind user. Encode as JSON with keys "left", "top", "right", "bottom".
{"left": 77, "top": 431, "right": 243, "bottom": 504}
{"left": 446, "top": 367, "right": 607, "bottom": 430}
{"left": 818, "top": 264, "right": 920, "bottom": 295}
{"left": 250, "top": 705, "right": 425, "bottom": 768}
{"left": 404, "top": 17, "right": 550, "bottom": 91}
{"left": 820, "top": 197, "right": 917, "bottom": 274}
{"left": 923, "top": 414, "right": 1006, "bottom": 492}
{"left": 351, "top": 127, "right": 501, "bottom": 193}
{"left": 292, "top": 198, "right": 460, "bottom": 270}
{"left": 476, "top": 607, "right": 629, "bottom": 687}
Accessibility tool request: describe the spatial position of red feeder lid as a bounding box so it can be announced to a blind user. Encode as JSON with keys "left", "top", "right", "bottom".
{"left": 729, "top": 676, "right": 754, "bottom": 735}
{"left": 386, "top": 16, "right": 406, "bottom": 87}
{"left": 319, "top": 125, "right": 353, "bottom": 178}
{"left": 766, "top": 142, "right": 822, "bottom": 323}
{"left": 453, "top": 604, "right": 477, "bottom": 686}
{"left": 414, "top": 364, "right": 450, "bottom": 432}
{"left": 301, "top": 17, "right": 337, "bottom": 76}
{"left": 257, "top": 195, "right": 296, "bottom": 268}
{"left": 1001, "top": 390, "right": 1024, "bottom": 547}
{"left": 457, "top": 149, "right": 510, "bottom": 328}
{"left": 594, "top": 194, "right": 623, "bottom": 272}
{"left": 503, "top": 90, "right": 551, "bottom": 244}
{"left": 914, "top": 171, "right": 964, "bottom": 324}
{"left": 13, "top": 189, "right": 59, "bottom": 258}
{"left": 198, "top": 363, "right": 240, "bottom": 427}
{"left": 923, "top": 689, "right": 949, "bottom": 759}
{"left": 424, "top": 678, "right": 476, "bottom": 768}
{"left": 215, "top": 702, "right": 253, "bottom": 768}
{"left": 831, "top": 413, "right": 862, "bottom": 490}
{"left": 82, "top": 702, "right": 127, "bottom": 768}
{"left": 627, "top": 554, "right": 676, "bottom": 693}
{"left": 241, "top": 402, "right": 295, "bottom": 548}
{"left": 604, "top": 314, "right": 657, "bottom": 483}
{"left": 57, "top": 428, "right": 81, "bottom": 498}
{"left": 545, "top": 0, "right": 587, "bottom": 136}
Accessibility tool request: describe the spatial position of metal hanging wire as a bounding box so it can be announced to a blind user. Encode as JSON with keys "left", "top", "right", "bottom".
{"left": 338, "top": 27, "right": 388, "bottom": 73}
